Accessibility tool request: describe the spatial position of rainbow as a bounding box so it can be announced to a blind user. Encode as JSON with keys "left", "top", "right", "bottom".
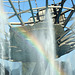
{"left": 11, "top": 26, "right": 65, "bottom": 75}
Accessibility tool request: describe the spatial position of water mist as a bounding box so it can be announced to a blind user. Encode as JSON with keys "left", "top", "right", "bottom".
{"left": 0, "top": 0, "right": 11, "bottom": 75}
{"left": 32, "top": 9, "right": 57, "bottom": 75}
{"left": 44, "top": 10, "right": 56, "bottom": 75}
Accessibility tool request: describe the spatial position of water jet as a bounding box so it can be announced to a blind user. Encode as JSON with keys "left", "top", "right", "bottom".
{"left": 0, "top": 0, "right": 75, "bottom": 75}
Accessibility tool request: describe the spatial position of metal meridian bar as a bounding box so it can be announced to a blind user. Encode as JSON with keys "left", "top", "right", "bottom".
{"left": 64, "top": 4, "right": 75, "bottom": 28}
{"left": 55, "top": 0, "right": 66, "bottom": 23}
{"left": 71, "top": 0, "right": 75, "bottom": 8}
{"left": 71, "top": 0, "right": 75, "bottom": 10}
{"left": 46, "top": 0, "right": 48, "bottom": 12}
{"left": 18, "top": 0, "right": 21, "bottom": 17}
{"left": 28, "top": 0, "right": 35, "bottom": 23}
{"left": 8, "top": 0, "right": 25, "bottom": 26}
{"left": 64, "top": 10, "right": 74, "bottom": 28}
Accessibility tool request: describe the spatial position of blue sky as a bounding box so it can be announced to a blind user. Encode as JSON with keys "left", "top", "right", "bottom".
{"left": 3, "top": 0, "right": 75, "bottom": 23}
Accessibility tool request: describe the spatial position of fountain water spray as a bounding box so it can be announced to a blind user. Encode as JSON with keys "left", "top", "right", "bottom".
{"left": 44, "top": 10, "right": 56, "bottom": 75}
{"left": 0, "top": 0, "right": 11, "bottom": 75}
{"left": 32, "top": 9, "right": 57, "bottom": 75}
{"left": 0, "top": 0, "right": 6, "bottom": 75}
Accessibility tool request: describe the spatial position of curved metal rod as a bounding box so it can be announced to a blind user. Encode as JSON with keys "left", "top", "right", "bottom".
{"left": 59, "top": 37, "right": 75, "bottom": 47}
{"left": 8, "top": 6, "right": 74, "bottom": 19}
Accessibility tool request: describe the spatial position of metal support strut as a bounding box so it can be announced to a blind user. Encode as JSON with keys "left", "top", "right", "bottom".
{"left": 28, "top": 0, "right": 35, "bottom": 23}
{"left": 8, "top": 0, "right": 25, "bottom": 26}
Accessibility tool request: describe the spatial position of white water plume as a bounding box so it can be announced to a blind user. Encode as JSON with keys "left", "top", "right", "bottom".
{"left": 32, "top": 9, "right": 57, "bottom": 75}
{"left": 0, "top": 0, "right": 6, "bottom": 75}
{"left": 45, "top": 10, "right": 56, "bottom": 75}
{"left": 0, "top": 0, "right": 11, "bottom": 75}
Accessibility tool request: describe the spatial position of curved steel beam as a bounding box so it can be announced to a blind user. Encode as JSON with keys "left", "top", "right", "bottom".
{"left": 59, "top": 37, "right": 75, "bottom": 47}
{"left": 57, "top": 22, "right": 75, "bottom": 42}
{"left": 8, "top": 6, "right": 74, "bottom": 19}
